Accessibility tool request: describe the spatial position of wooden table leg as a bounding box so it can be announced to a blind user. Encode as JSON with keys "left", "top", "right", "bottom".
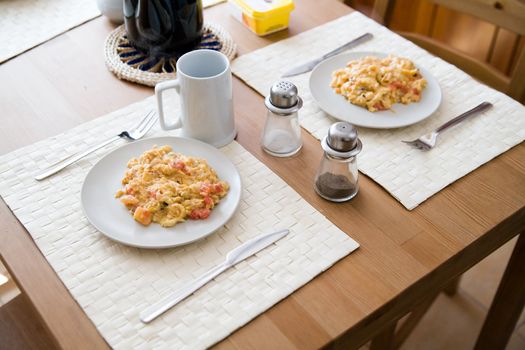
{"left": 443, "top": 276, "right": 461, "bottom": 296}
{"left": 370, "top": 322, "right": 396, "bottom": 350}
{"left": 393, "top": 291, "right": 440, "bottom": 349}
{"left": 474, "top": 232, "right": 525, "bottom": 350}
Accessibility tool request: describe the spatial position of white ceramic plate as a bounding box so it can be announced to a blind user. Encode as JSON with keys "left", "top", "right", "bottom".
{"left": 81, "top": 137, "right": 242, "bottom": 249}
{"left": 309, "top": 51, "right": 442, "bottom": 129}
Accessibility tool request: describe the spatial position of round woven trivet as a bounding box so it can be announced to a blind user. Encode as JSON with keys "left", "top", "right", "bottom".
{"left": 104, "top": 23, "right": 236, "bottom": 87}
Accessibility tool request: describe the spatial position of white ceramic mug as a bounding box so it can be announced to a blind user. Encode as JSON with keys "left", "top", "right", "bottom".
{"left": 155, "top": 49, "right": 236, "bottom": 148}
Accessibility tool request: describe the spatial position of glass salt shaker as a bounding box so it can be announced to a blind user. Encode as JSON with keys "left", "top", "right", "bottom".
{"left": 314, "top": 122, "right": 362, "bottom": 202}
{"left": 261, "top": 80, "right": 303, "bottom": 157}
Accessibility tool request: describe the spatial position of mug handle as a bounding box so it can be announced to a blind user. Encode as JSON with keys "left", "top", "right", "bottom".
{"left": 155, "top": 80, "right": 183, "bottom": 130}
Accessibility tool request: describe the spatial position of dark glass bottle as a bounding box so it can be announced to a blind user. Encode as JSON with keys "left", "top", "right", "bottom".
{"left": 124, "top": 0, "right": 203, "bottom": 57}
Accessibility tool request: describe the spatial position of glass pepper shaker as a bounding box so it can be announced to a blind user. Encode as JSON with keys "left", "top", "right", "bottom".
{"left": 314, "top": 122, "right": 362, "bottom": 202}
{"left": 261, "top": 80, "right": 303, "bottom": 157}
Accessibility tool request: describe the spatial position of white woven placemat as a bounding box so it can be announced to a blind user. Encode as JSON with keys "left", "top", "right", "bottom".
{"left": 0, "top": 93, "right": 358, "bottom": 349}
{"left": 231, "top": 12, "right": 525, "bottom": 210}
{"left": 0, "top": 0, "right": 100, "bottom": 63}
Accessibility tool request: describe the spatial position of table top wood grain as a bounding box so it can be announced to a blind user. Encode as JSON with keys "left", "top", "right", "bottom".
{"left": 0, "top": 1, "right": 524, "bottom": 349}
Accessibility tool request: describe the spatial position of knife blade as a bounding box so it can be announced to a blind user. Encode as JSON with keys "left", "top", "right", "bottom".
{"left": 281, "top": 32, "right": 373, "bottom": 78}
{"left": 140, "top": 229, "right": 290, "bottom": 323}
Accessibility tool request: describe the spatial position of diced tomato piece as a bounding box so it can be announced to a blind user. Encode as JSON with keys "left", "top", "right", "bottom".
{"left": 203, "top": 196, "right": 213, "bottom": 206}
{"left": 412, "top": 88, "right": 420, "bottom": 95}
{"left": 125, "top": 186, "right": 135, "bottom": 195}
{"left": 189, "top": 208, "right": 210, "bottom": 220}
{"left": 389, "top": 82, "right": 400, "bottom": 90}
{"left": 213, "top": 183, "right": 223, "bottom": 193}
{"left": 149, "top": 190, "right": 157, "bottom": 199}
{"left": 390, "top": 82, "right": 408, "bottom": 93}
{"left": 170, "top": 160, "right": 190, "bottom": 175}
{"left": 200, "top": 183, "right": 212, "bottom": 195}
{"left": 373, "top": 101, "right": 386, "bottom": 111}
{"left": 133, "top": 206, "right": 152, "bottom": 225}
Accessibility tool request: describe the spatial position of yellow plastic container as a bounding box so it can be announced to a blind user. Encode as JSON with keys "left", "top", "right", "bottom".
{"left": 228, "top": 0, "right": 294, "bottom": 36}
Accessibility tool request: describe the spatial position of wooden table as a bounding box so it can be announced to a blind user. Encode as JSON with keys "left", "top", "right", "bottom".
{"left": 1, "top": 1, "right": 524, "bottom": 349}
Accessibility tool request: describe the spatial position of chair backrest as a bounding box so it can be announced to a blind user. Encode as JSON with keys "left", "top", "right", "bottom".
{"left": 431, "top": 0, "right": 525, "bottom": 35}
{"left": 372, "top": 0, "right": 525, "bottom": 102}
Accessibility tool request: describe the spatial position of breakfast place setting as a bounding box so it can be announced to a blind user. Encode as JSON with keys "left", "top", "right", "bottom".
{"left": 0, "top": 0, "right": 524, "bottom": 349}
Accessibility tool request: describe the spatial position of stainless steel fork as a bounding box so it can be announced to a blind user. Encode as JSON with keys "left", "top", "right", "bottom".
{"left": 402, "top": 101, "right": 493, "bottom": 151}
{"left": 35, "top": 110, "right": 158, "bottom": 180}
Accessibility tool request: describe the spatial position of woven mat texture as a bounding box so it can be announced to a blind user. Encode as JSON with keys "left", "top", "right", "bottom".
{"left": 0, "top": 93, "right": 358, "bottom": 349}
{"left": 0, "top": 0, "right": 100, "bottom": 63}
{"left": 0, "top": 0, "right": 225, "bottom": 64}
{"left": 231, "top": 12, "right": 525, "bottom": 210}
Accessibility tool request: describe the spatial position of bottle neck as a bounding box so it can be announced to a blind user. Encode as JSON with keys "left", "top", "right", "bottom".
{"left": 324, "top": 152, "right": 354, "bottom": 162}
{"left": 321, "top": 136, "right": 362, "bottom": 158}
{"left": 264, "top": 95, "right": 303, "bottom": 115}
{"left": 267, "top": 110, "right": 298, "bottom": 119}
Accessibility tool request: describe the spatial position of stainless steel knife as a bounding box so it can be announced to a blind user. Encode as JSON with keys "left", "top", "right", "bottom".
{"left": 140, "top": 228, "right": 290, "bottom": 323}
{"left": 281, "top": 32, "right": 373, "bottom": 78}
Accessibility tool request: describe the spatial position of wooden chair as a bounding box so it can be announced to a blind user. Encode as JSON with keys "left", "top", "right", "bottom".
{"left": 372, "top": 0, "right": 525, "bottom": 102}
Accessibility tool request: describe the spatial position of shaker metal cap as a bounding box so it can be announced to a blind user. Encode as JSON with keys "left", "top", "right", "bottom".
{"left": 270, "top": 81, "right": 298, "bottom": 108}
{"left": 265, "top": 80, "right": 303, "bottom": 115}
{"left": 322, "top": 122, "right": 362, "bottom": 158}
{"left": 327, "top": 122, "right": 358, "bottom": 151}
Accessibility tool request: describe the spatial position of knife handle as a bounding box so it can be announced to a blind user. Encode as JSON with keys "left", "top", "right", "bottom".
{"left": 140, "top": 262, "right": 230, "bottom": 323}
{"left": 322, "top": 33, "right": 373, "bottom": 59}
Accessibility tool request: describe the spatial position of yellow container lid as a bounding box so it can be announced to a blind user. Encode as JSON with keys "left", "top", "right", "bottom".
{"left": 230, "top": 0, "right": 294, "bottom": 19}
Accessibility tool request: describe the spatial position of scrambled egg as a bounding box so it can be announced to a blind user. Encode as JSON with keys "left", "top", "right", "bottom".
{"left": 330, "top": 55, "right": 427, "bottom": 112}
{"left": 115, "top": 145, "right": 229, "bottom": 227}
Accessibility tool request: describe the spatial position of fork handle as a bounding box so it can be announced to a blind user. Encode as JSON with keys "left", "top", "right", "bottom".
{"left": 435, "top": 101, "right": 492, "bottom": 134}
{"left": 34, "top": 135, "right": 121, "bottom": 181}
